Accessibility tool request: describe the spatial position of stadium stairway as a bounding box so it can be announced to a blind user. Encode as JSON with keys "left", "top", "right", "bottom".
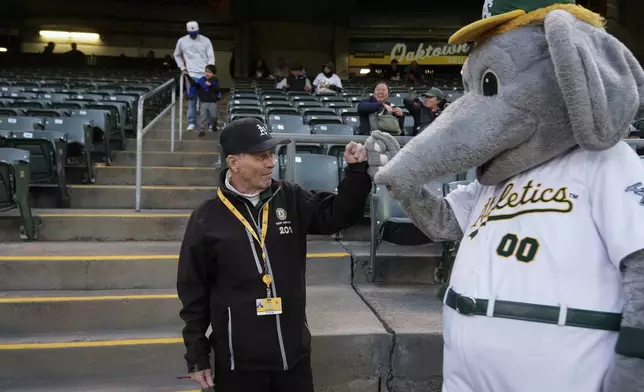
{"left": 0, "top": 101, "right": 444, "bottom": 392}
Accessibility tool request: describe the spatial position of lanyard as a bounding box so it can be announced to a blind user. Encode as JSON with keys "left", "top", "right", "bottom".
{"left": 217, "top": 188, "right": 274, "bottom": 296}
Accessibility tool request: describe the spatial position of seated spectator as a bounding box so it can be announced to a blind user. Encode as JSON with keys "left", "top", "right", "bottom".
{"left": 405, "top": 61, "right": 424, "bottom": 84}
{"left": 356, "top": 82, "right": 405, "bottom": 136}
{"left": 403, "top": 87, "right": 445, "bottom": 136}
{"left": 273, "top": 57, "right": 290, "bottom": 79}
{"left": 276, "top": 63, "right": 312, "bottom": 92}
{"left": 384, "top": 59, "right": 403, "bottom": 81}
{"left": 313, "top": 62, "right": 343, "bottom": 94}
{"left": 249, "top": 57, "right": 270, "bottom": 79}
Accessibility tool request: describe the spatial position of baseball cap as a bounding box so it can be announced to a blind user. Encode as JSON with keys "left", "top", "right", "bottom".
{"left": 220, "top": 117, "right": 290, "bottom": 157}
{"left": 186, "top": 21, "right": 199, "bottom": 33}
{"left": 421, "top": 87, "right": 444, "bottom": 101}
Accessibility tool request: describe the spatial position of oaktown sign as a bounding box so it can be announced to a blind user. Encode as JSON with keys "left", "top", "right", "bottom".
{"left": 390, "top": 42, "right": 471, "bottom": 62}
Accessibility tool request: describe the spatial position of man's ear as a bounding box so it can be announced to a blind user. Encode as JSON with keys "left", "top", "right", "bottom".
{"left": 545, "top": 9, "right": 644, "bottom": 150}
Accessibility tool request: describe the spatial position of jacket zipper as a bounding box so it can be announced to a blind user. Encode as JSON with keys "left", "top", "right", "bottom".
{"left": 242, "top": 187, "right": 289, "bottom": 371}
{"left": 228, "top": 307, "right": 235, "bottom": 370}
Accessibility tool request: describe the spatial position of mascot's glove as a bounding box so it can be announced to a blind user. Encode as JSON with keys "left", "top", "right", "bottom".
{"left": 365, "top": 131, "right": 400, "bottom": 180}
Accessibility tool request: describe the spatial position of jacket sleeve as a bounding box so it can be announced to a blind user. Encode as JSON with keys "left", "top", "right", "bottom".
{"left": 206, "top": 38, "right": 215, "bottom": 65}
{"left": 403, "top": 97, "right": 420, "bottom": 114}
{"left": 177, "top": 206, "right": 213, "bottom": 372}
{"left": 296, "top": 162, "right": 372, "bottom": 235}
{"left": 174, "top": 39, "right": 186, "bottom": 71}
{"left": 357, "top": 99, "right": 383, "bottom": 115}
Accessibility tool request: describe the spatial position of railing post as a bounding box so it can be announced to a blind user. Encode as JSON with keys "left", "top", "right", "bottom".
{"left": 170, "top": 80, "right": 176, "bottom": 153}
{"left": 179, "top": 74, "right": 184, "bottom": 141}
{"left": 135, "top": 95, "right": 145, "bottom": 212}
{"left": 179, "top": 72, "right": 186, "bottom": 140}
{"left": 285, "top": 139, "right": 296, "bottom": 183}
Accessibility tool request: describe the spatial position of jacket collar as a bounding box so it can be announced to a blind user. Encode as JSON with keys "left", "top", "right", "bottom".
{"left": 219, "top": 168, "right": 275, "bottom": 203}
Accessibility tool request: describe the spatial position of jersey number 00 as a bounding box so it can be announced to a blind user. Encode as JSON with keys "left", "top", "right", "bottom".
{"left": 496, "top": 233, "right": 540, "bottom": 263}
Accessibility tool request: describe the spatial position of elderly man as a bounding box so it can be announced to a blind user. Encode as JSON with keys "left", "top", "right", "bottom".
{"left": 174, "top": 21, "right": 215, "bottom": 131}
{"left": 177, "top": 118, "right": 372, "bottom": 392}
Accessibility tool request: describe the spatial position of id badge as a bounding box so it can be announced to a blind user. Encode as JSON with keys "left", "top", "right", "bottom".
{"left": 256, "top": 297, "right": 283, "bottom": 316}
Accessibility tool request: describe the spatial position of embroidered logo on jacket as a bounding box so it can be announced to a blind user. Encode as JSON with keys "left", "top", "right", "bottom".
{"left": 468, "top": 180, "right": 574, "bottom": 238}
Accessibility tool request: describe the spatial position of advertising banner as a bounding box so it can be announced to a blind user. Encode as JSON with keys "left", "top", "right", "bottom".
{"left": 349, "top": 41, "right": 471, "bottom": 66}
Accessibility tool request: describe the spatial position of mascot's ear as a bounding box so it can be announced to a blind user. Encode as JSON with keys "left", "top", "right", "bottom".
{"left": 545, "top": 9, "right": 644, "bottom": 150}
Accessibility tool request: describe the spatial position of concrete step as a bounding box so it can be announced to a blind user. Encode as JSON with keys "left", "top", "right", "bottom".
{"left": 0, "top": 241, "right": 353, "bottom": 290}
{"left": 344, "top": 241, "right": 446, "bottom": 285}
{"left": 126, "top": 138, "right": 220, "bottom": 153}
{"left": 0, "top": 209, "right": 371, "bottom": 242}
{"left": 95, "top": 165, "right": 220, "bottom": 186}
{"left": 354, "top": 284, "right": 444, "bottom": 391}
{"left": 0, "top": 285, "right": 391, "bottom": 391}
{"left": 145, "top": 128, "right": 220, "bottom": 140}
{"left": 1, "top": 375, "right": 198, "bottom": 392}
{"left": 113, "top": 151, "right": 220, "bottom": 167}
{"left": 31, "top": 185, "right": 217, "bottom": 209}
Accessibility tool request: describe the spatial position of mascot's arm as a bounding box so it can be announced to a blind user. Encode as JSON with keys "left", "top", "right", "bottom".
{"left": 365, "top": 131, "right": 476, "bottom": 242}
{"left": 587, "top": 143, "right": 644, "bottom": 392}
{"left": 605, "top": 250, "right": 644, "bottom": 392}
{"left": 394, "top": 183, "right": 464, "bottom": 242}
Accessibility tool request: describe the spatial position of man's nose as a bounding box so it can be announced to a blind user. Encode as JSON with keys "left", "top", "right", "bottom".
{"left": 266, "top": 156, "right": 276, "bottom": 168}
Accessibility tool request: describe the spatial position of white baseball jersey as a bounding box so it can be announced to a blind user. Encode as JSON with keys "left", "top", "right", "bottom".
{"left": 441, "top": 141, "right": 644, "bottom": 392}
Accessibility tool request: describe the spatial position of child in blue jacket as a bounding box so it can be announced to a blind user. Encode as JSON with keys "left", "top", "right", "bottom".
{"left": 187, "top": 64, "right": 222, "bottom": 137}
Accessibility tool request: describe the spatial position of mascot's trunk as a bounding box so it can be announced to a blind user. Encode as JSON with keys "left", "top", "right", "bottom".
{"left": 375, "top": 93, "right": 537, "bottom": 189}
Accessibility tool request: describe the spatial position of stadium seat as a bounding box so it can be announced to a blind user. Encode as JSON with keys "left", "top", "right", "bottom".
{"left": 229, "top": 113, "right": 265, "bottom": 123}
{"left": 312, "top": 124, "right": 354, "bottom": 135}
{"left": 0, "top": 147, "right": 36, "bottom": 240}
{"left": 39, "top": 93, "right": 71, "bottom": 103}
{"left": 232, "top": 93, "right": 260, "bottom": 100}
{"left": 25, "top": 109, "right": 70, "bottom": 118}
{"left": 317, "top": 96, "right": 346, "bottom": 103}
{"left": 304, "top": 114, "right": 343, "bottom": 126}
{"left": 341, "top": 112, "right": 360, "bottom": 127}
{"left": 1, "top": 130, "right": 71, "bottom": 207}
{"left": 70, "top": 109, "right": 114, "bottom": 164}
{"left": 9, "top": 100, "right": 49, "bottom": 109}
{"left": 292, "top": 154, "right": 339, "bottom": 193}
{"left": 0, "top": 116, "right": 45, "bottom": 131}
{"left": 302, "top": 108, "right": 336, "bottom": 117}
{"left": 44, "top": 117, "right": 95, "bottom": 183}
{"left": 0, "top": 108, "right": 22, "bottom": 117}
{"left": 229, "top": 98, "right": 260, "bottom": 107}
{"left": 294, "top": 101, "right": 323, "bottom": 110}
{"left": 265, "top": 107, "right": 298, "bottom": 116}
{"left": 229, "top": 106, "right": 263, "bottom": 115}
{"left": 261, "top": 95, "right": 288, "bottom": 102}
{"left": 325, "top": 102, "right": 353, "bottom": 110}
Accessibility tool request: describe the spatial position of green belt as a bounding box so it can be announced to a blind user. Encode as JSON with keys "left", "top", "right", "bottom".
{"left": 444, "top": 288, "right": 622, "bottom": 332}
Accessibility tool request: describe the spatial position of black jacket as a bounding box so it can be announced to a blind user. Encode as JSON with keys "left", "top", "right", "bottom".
{"left": 403, "top": 97, "right": 440, "bottom": 136}
{"left": 177, "top": 162, "right": 372, "bottom": 373}
{"left": 187, "top": 76, "right": 222, "bottom": 103}
{"left": 356, "top": 96, "right": 405, "bottom": 136}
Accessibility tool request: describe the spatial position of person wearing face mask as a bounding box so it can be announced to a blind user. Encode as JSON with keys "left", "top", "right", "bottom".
{"left": 356, "top": 82, "right": 405, "bottom": 136}
{"left": 312, "top": 62, "right": 343, "bottom": 94}
{"left": 174, "top": 21, "right": 216, "bottom": 131}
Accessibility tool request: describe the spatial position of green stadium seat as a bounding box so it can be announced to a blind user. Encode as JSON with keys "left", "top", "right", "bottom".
{"left": 293, "top": 154, "right": 339, "bottom": 193}
{"left": 44, "top": 117, "right": 95, "bottom": 183}
{"left": 70, "top": 109, "right": 114, "bottom": 164}
{"left": 0, "top": 116, "right": 45, "bottom": 131}
{"left": 0, "top": 147, "right": 37, "bottom": 240}
{"left": 304, "top": 114, "right": 343, "bottom": 126}
{"left": 1, "top": 130, "right": 71, "bottom": 207}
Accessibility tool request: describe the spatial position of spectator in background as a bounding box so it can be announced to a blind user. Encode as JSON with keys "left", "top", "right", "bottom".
{"left": 312, "top": 62, "right": 343, "bottom": 94}
{"left": 403, "top": 87, "right": 445, "bottom": 136}
{"left": 357, "top": 82, "right": 405, "bottom": 136}
{"left": 249, "top": 58, "right": 270, "bottom": 79}
{"left": 405, "top": 61, "right": 424, "bottom": 84}
{"left": 187, "top": 64, "right": 222, "bottom": 138}
{"left": 276, "top": 63, "right": 312, "bottom": 92}
{"left": 273, "top": 57, "right": 290, "bottom": 79}
{"left": 174, "top": 20, "right": 216, "bottom": 131}
{"left": 384, "top": 59, "right": 403, "bottom": 81}
{"left": 64, "top": 43, "right": 86, "bottom": 68}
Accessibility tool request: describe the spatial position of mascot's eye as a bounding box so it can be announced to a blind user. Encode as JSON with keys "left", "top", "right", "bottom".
{"left": 481, "top": 71, "right": 499, "bottom": 96}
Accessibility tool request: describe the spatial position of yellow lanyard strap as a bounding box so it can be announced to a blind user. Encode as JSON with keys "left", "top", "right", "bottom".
{"left": 217, "top": 188, "right": 270, "bottom": 259}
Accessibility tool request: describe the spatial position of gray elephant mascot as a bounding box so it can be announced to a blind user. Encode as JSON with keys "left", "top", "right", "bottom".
{"left": 365, "top": 1, "right": 644, "bottom": 391}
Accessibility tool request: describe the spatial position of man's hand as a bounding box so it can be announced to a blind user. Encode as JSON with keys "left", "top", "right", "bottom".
{"left": 284, "top": 83, "right": 290, "bottom": 89}
{"left": 205, "top": 81, "right": 212, "bottom": 86}
{"left": 383, "top": 104, "right": 394, "bottom": 113}
{"left": 191, "top": 369, "right": 214, "bottom": 389}
{"left": 182, "top": 69, "right": 189, "bottom": 75}
{"left": 392, "top": 107, "right": 403, "bottom": 117}
{"left": 304, "top": 84, "right": 312, "bottom": 92}
{"left": 344, "top": 142, "right": 367, "bottom": 164}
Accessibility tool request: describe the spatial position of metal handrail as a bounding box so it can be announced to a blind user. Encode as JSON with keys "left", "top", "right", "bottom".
{"left": 135, "top": 77, "right": 177, "bottom": 212}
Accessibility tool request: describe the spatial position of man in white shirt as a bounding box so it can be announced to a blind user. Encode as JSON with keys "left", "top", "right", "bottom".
{"left": 174, "top": 21, "right": 216, "bottom": 131}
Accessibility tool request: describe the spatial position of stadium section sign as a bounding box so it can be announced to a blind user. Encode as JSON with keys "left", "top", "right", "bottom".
{"left": 349, "top": 41, "right": 471, "bottom": 66}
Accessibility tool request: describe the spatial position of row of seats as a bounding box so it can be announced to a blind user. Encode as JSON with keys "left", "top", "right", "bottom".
{"left": 0, "top": 70, "right": 175, "bottom": 239}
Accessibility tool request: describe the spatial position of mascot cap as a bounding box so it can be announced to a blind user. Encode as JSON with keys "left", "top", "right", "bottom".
{"left": 449, "top": 0, "right": 602, "bottom": 45}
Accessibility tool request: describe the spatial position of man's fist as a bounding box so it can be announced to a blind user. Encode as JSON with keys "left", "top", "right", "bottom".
{"left": 344, "top": 142, "right": 367, "bottom": 164}
{"left": 191, "top": 369, "right": 214, "bottom": 389}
